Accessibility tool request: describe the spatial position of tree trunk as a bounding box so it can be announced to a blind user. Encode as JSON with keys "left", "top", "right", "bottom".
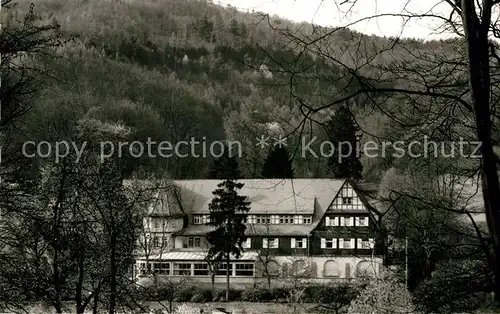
{"left": 52, "top": 207, "right": 63, "bottom": 314}
{"left": 92, "top": 286, "right": 100, "bottom": 314}
{"left": 76, "top": 243, "right": 86, "bottom": 314}
{"left": 169, "top": 298, "right": 173, "bottom": 314}
{"left": 226, "top": 253, "right": 230, "bottom": 302}
{"left": 211, "top": 272, "right": 216, "bottom": 299}
{"left": 109, "top": 230, "right": 118, "bottom": 314}
{"left": 462, "top": 0, "right": 500, "bottom": 306}
{"left": 52, "top": 246, "right": 63, "bottom": 314}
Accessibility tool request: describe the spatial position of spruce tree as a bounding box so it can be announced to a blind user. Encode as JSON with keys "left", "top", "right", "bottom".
{"left": 325, "top": 105, "right": 363, "bottom": 180}
{"left": 261, "top": 146, "right": 294, "bottom": 178}
{"left": 206, "top": 175, "right": 250, "bottom": 301}
{"left": 208, "top": 147, "right": 241, "bottom": 180}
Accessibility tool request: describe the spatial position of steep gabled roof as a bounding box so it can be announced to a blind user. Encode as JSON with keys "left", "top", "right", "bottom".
{"left": 124, "top": 180, "right": 185, "bottom": 217}
{"left": 309, "top": 179, "right": 381, "bottom": 231}
{"left": 173, "top": 179, "right": 345, "bottom": 215}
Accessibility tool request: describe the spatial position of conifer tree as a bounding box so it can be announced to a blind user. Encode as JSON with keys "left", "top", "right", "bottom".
{"left": 325, "top": 105, "right": 363, "bottom": 180}
{"left": 206, "top": 164, "right": 250, "bottom": 301}
{"left": 208, "top": 147, "right": 241, "bottom": 179}
{"left": 261, "top": 146, "right": 294, "bottom": 179}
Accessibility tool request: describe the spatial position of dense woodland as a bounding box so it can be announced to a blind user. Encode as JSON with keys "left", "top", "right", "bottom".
{"left": 5, "top": 0, "right": 467, "bottom": 181}
{"left": 1, "top": 0, "right": 499, "bottom": 313}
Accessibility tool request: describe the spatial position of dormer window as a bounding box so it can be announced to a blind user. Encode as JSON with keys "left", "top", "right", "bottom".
{"left": 183, "top": 236, "right": 201, "bottom": 248}
{"left": 245, "top": 215, "right": 312, "bottom": 224}
{"left": 279, "top": 216, "right": 294, "bottom": 224}
{"left": 193, "top": 215, "right": 210, "bottom": 224}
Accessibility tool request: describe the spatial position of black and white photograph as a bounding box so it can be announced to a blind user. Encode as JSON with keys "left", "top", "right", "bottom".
{"left": 0, "top": 0, "right": 499, "bottom": 313}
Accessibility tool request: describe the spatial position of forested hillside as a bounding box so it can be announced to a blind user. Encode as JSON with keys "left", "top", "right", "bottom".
{"left": 3, "top": 1, "right": 500, "bottom": 313}
{"left": 7, "top": 0, "right": 458, "bottom": 180}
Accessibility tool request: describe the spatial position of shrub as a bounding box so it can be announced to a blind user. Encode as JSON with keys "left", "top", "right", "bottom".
{"left": 302, "top": 284, "right": 327, "bottom": 303}
{"left": 347, "top": 272, "right": 420, "bottom": 314}
{"left": 312, "top": 283, "right": 360, "bottom": 314}
{"left": 134, "top": 284, "right": 166, "bottom": 301}
{"left": 240, "top": 288, "right": 269, "bottom": 302}
{"left": 173, "top": 286, "right": 195, "bottom": 302}
{"left": 212, "top": 289, "right": 242, "bottom": 302}
{"left": 211, "top": 288, "right": 242, "bottom": 302}
{"left": 190, "top": 289, "right": 212, "bottom": 302}
{"left": 269, "top": 287, "right": 288, "bottom": 301}
{"left": 412, "top": 260, "right": 492, "bottom": 314}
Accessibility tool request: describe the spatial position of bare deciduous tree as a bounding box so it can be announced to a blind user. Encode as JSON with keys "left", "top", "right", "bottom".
{"left": 262, "top": 0, "right": 500, "bottom": 305}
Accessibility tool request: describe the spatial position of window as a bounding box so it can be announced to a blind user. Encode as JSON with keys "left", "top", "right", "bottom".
{"left": 271, "top": 215, "right": 279, "bottom": 224}
{"left": 321, "top": 238, "right": 337, "bottom": 249}
{"left": 357, "top": 238, "right": 363, "bottom": 249}
{"left": 326, "top": 216, "right": 339, "bottom": 226}
{"left": 162, "top": 236, "right": 169, "bottom": 248}
{"left": 270, "top": 238, "right": 279, "bottom": 248}
{"left": 263, "top": 238, "right": 279, "bottom": 248}
{"left": 153, "top": 262, "right": 170, "bottom": 275}
{"left": 193, "top": 263, "right": 209, "bottom": 276}
{"left": 193, "top": 215, "right": 210, "bottom": 224}
{"left": 292, "top": 238, "right": 307, "bottom": 248}
{"left": 323, "top": 260, "right": 340, "bottom": 277}
{"left": 173, "top": 263, "right": 191, "bottom": 276}
{"left": 342, "top": 239, "right": 355, "bottom": 249}
{"left": 154, "top": 219, "right": 160, "bottom": 228}
{"left": 138, "top": 262, "right": 152, "bottom": 276}
{"left": 356, "top": 216, "right": 369, "bottom": 226}
{"left": 184, "top": 236, "right": 201, "bottom": 248}
{"left": 254, "top": 215, "right": 271, "bottom": 224}
{"left": 303, "top": 216, "right": 312, "bottom": 224}
{"left": 216, "top": 263, "right": 230, "bottom": 276}
{"left": 326, "top": 239, "right": 334, "bottom": 248}
{"left": 345, "top": 217, "right": 354, "bottom": 227}
{"left": 241, "top": 238, "right": 251, "bottom": 249}
{"left": 152, "top": 236, "right": 159, "bottom": 248}
{"left": 369, "top": 238, "right": 375, "bottom": 249}
{"left": 360, "top": 239, "right": 370, "bottom": 249}
{"left": 358, "top": 239, "right": 375, "bottom": 250}
{"left": 294, "top": 215, "right": 303, "bottom": 224}
{"left": 279, "top": 216, "right": 294, "bottom": 224}
{"left": 235, "top": 263, "right": 254, "bottom": 276}
{"left": 342, "top": 197, "right": 353, "bottom": 204}
{"left": 338, "top": 217, "right": 353, "bottom": 226}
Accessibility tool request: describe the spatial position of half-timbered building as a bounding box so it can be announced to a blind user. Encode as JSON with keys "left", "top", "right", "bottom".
{"left": 133, "top": 179, "right": 384, "bottom": 288}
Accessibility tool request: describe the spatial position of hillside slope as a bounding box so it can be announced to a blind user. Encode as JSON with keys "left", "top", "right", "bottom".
{"left": 9, "top": 0, "right": 455, "bottom": 180}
